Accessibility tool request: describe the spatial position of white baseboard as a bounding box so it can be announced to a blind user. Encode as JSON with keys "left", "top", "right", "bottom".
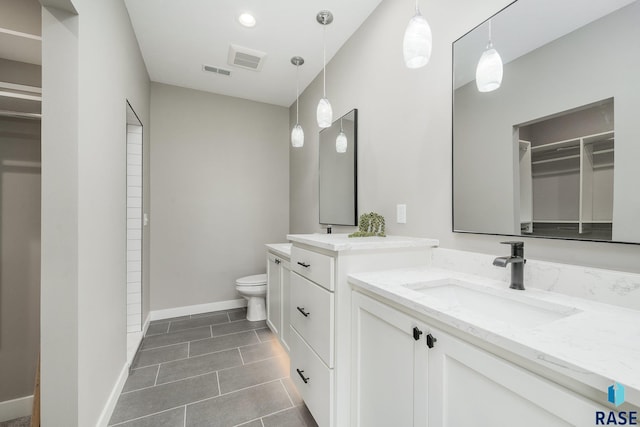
{"left": 98, "top": 313, "right": 150, "bottom": 427}
{"left": 96, "top": 362, "right": 129, "bottom": 427}
{"left": 0, "top": 395, "right": 33, "bottom": 423}
{"left": 149, "top": 298, "right": 247, "bottom": 322}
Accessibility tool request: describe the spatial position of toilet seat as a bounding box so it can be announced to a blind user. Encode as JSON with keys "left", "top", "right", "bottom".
{"left": 236, "top": 273, "right": 267, "bottom": 286}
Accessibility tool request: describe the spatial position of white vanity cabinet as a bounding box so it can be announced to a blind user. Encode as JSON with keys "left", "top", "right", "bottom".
{"left": 286, "top": 234, "right": 438, "bottom": 427}
{"left": 352, "top": 291, "right": 609, "bottom": 427}
{"left": 266, "top": 244, "right": 291, "bottom": 352}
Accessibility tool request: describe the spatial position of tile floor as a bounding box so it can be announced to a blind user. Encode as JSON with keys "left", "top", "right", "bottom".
{"left": 109, "top": 308, "right": 318, "bottom": 427}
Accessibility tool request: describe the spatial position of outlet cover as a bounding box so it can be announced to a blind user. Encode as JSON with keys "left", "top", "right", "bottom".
{"left": 397, "top": 204, "right": 407, "bottom": 224}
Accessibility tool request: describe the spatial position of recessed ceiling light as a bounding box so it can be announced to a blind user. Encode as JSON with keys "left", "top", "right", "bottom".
{"left": 238, "top": 13, "right": 256, "bottom": 28}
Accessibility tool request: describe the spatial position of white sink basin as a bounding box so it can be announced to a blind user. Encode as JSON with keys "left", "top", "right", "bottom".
{"left": 403, "top": 278, "right": 580, "bottom": 329}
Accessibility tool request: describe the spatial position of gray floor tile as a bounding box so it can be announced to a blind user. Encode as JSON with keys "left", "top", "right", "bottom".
{"left": 169, "top": 312, "right": 230, "bottom": 332}
{"left": 262, "top": 406, "right": 318, "bottom": 427}
{"left": 145, "top": 322, "right": 169, "bottom": 336}
{"left": 211, "top": 319, "right": 266, "bottom": 337}
{"left": 150, "top": 315, "right": 189, "bottom": 325}
{"left": 156, "top": 349, "right": 242, "bottom": 385}
{"left": 235, "top": 420, "right": 262, "bottom": 427}
{"left": 122, "top": 365, "right": 159, "bottom": 393}
{"left": 240, "top": 340, "right": 287, "bottom": 364}
{"left": 186, "top": 381, "right": 292, "bottom": 427}
{"left": 282, "top": 378, "right": 303, "bottom": 407}
{"left": 110, "top": 372, "right": 219, "bottom": 425}
{"left": 141, "top": 326, "right": 210, "bottom": 350}
{"left": 218, "top": 356, "right": 289, "bottom": 394}
{"left": 133, "top": 343, "right": 189, "bottom": 369}
{"left": 0, "top": 416, "right": 31, "bottom": 427}
{"left": 228, "top": 308, "right": 248, "bottom": 321}
{"left": 190, "top": 330, "right": 260, "bottom": 357}
{"left": 256, "top": 328, "right": 276, "bottom": 342}
{"left": 109, "top": 407, "right": 185, "bottom": 427}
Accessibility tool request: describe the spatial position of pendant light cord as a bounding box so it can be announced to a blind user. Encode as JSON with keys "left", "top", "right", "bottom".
{"left": 323, "top": 26, "right": 327, "bottom": 98}
{"left": 415, "top": 0, "right": 419, "bottom": 14}
{"left": 489, "top": 20, "right": 493, "bottom": 44}
{"left": 296, "top": 64, "right": 300, "bottom": 124}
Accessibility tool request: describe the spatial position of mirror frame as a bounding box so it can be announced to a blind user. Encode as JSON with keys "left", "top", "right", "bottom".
{"left": 319, "top": 108, "right": 358, "bottom": 226}
{"left": 450, "top": 1, "right": 639, "bottom": 245}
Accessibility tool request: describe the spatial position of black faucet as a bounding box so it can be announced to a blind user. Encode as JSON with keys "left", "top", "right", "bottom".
{"left": 493, "top": 241, "right": 526, "bottom": 290}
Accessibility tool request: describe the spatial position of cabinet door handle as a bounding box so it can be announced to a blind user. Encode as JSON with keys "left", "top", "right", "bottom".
{"left": 275, "top": 258, "right": 281, "bottom": 265}
{"left": 296, "top": 368, "right": 310, "bottom": 384}
{"left": 296, "top": 306, "right": 310, "bottom": 317}
{"left": 413, "top": 327, "right": 423, "bottom": 341}
{"left": 426, "top": 333, "right": 437, "bottom": 349}
{"left": 297, "top": 261, "right": 310, "bottom": 268}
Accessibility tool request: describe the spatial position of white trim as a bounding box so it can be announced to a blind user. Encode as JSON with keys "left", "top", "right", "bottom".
{"left": 0, "top": 27, "right": 42, "bottom": 41}
{"left": 149, "top": 299, "right": 247, "bottom": 322}
{"left": 0, "top": 82, "right": 42, "bottom": 94}
{"left": 0, "top": 395, "right": 33, "bottom": 423}
{"left": 98, "top": 313, "right": 150, "bottom": 427}
{"left": 127, "top": 313, "right": 151, "bottom": 366}
{"left": 95, "top": 363, "right": 129, "bottom": 427}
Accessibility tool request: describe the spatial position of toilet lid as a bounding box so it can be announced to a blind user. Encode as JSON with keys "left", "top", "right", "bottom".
{"left": 236, "top": 273, "right": 267, "bottom": 286}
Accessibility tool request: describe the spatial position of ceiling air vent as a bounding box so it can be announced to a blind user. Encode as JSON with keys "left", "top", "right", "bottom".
{"left": 202, "top": 65, "right": 232, "bottom": 76}
{"left": 227, "top": 44, "right": 266, "bottom": 71}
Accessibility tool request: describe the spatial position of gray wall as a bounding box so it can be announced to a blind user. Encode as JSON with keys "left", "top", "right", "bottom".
{"left": 453, "top": 2, "right": 640, "bottom": 240}
{"left": 0, "top": 117, "right": 40, "bottom": 403}
{"left": 289, "top": 0, "right": 640, "bottom": 273}
{"left": 41, "top": 0, "right": 151, "bottom": 425}
{"left": 150, "top": 83, "right": 289, "bottom": 311}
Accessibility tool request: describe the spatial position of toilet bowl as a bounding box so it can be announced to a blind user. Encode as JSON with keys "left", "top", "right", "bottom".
{"left": 235, "top": 273, "right": 267, "bottom": 321}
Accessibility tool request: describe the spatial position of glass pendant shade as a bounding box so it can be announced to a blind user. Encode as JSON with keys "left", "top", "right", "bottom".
{"left": 403, "top": 11, "right": 432, "bottom": 69}
{"left": 335, "top": 131, "right": 347, "bottom": 153}
{"left": 476, "top": 42, "right": 503, "bottom": 92}
{"left": 291, "top": 124, "right": 304, "bottom": 148}
{"left": 317, "top": 97, "right": 333, "bottom": 128}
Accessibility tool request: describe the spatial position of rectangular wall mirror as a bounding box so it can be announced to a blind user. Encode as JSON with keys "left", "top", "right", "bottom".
{"left": 319, "top": 108, "right": 357, "bottom": 226}
{"left": 452, "top": 0, "right": 640, "bottom": 244}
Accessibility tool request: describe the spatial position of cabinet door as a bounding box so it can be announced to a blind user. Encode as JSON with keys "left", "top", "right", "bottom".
{"left": 281, "top": 263, "right": 291, "bottom": 352}
{"left": 266, "top": 254, "right": 282, "bottom": 335}
{"left": 351, "top": 292, "right": 428, "bottom": 427}
{"left": 428, "top": 326, "right": 607, "bottom": 427}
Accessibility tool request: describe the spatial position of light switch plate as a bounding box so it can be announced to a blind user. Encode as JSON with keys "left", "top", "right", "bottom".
{"left": 397, "top": 204, "right": 406, "bottom": 224}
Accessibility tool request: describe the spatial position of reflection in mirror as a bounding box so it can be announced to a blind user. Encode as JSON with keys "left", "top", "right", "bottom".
{"left": 319, "top": 109, "right": 357, "bottom": 226}
{"left": 453, "top": 0, "right": 640, "bottom": 244}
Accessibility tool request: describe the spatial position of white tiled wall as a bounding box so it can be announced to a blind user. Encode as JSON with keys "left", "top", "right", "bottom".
{"left": 127, "top": 124, "right": 143, "bottom": 332}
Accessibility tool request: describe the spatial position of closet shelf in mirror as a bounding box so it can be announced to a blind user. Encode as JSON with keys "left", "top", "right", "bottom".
{"left": 0, "top": 27, "right": 41, "bottom": 66}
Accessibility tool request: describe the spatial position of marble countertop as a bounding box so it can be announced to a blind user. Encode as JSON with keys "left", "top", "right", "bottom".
{"left": 348, "top": 266, "right": 640, "bottom": 407}
{"left": 265, "top": 243, "right": 291, "bottom": 259}
{"left": 286, "top": 233, "right": 439, "bottom": 252}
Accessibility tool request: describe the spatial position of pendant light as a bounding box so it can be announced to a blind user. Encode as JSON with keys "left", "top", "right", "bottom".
{"left": 316, "top": 10, "right": 333, "bottom": 128}
{"left": 290, "top": 56, "right": 305, "bottom": 148}
{"left": 475, "top": 20, "right": 503, "bottom": 92}
{"left": 336, "top": 118, "right": 347, "bottom": 153}
{"left": 403, "top": 0, "right": 432, "bottom": 69}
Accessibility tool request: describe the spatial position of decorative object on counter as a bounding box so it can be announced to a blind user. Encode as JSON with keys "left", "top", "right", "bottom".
{"left": 327, "top": 225, "right": 332, "bottom": 234}
{"left": 290, "top": 56, "right": 305, "bottom": 147}
{"left": 349, "top": 212, "right": 386, "bottom": 237}
{"left": 316, "top": 10, "right": 334, "bottom": 128}
{"left": 403, "top": 0, "right": 432, "bottom": 69}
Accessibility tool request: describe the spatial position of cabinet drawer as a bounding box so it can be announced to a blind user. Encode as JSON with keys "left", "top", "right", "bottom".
{"left": 290, "top": 272, "right": 334, "bottom": 367}
{"left": 290, "top": 326, "right": 333, "bottom": 427}
{"left": 291, "top": 246, "right": 335, "bottom": 291}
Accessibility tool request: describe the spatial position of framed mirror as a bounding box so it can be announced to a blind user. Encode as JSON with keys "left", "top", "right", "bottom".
{"left": 319, "top": 108, "right": 357, "bottom": 226}
{"left": 452, "top": 0, "right": 640, "bottom": 244}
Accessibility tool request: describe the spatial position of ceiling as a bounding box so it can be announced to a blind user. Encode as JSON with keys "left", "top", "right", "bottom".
{"left": 124, "top": 0, "right": 384, "bottom": 107}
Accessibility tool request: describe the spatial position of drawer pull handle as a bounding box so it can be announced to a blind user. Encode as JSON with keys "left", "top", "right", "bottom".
{"left": 297, "top": 261, "right": 311, "bottom": 268}
{"left": 296, "top": 306, "right": 310, "bottom": 317}
{"left": 412, "top": 327, "right": 423, "bottom": 341}
{"left": 275, "top": 258, "right": 281, "bottom": 265}
{"left": 426, "top": 333, "right": 437, "bottom": 349}
{"left": 296, "top": 368, "right": 310, "bottom": 384}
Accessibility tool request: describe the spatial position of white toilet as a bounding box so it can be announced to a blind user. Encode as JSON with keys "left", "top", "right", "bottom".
{"left": 235, "top": 273, "right": 268, "bottom": 321}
